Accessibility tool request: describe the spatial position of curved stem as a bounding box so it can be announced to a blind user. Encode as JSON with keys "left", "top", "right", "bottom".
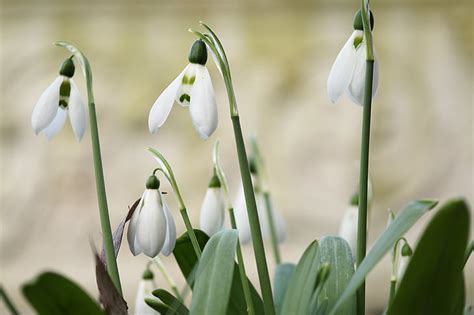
{"left": 153, "top": 257, "right": 183, "bottom": 302}
{"left": 54, "top": 41, "right": 122, "bottom": 294}
{"left": 0, "top": 286, "right": 19, "bottom": 315}
{"left": 356, "top": 59, "right": 375, "bottom": 315}
{"left": 263, "top": 192, "right": 281, "bottom": 264}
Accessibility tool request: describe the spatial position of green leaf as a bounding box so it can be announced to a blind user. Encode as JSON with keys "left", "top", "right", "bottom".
{"left": 281, "top": 240, "right": 320, "bottom": 314}
{"left": 189, "top": 230, "right": 238, "bottom": 315}
{"left": 173, "top": 229, "right": 264, "bottom": 314}
{"left": 22, "top": 272, "right": 104, "bottom": 315}
{"left": 152, "top": 289, "right": 189, "bottom": 315}
{"left": 145, "top": 298, "right": 174, "bottom": 314}
{"left": 273, "top": 263, "right": 296, "bottom": 315}
{"left": 387, "top": 198, "right": 470, "bottom": 315}
{"left": 316, "top": 236, "right": 355, "bottom": 315}
{"left": 329, "top": 199, "right": 438, "bottom": 315}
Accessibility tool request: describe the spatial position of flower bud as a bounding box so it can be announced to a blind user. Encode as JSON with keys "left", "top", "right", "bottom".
{"left": 59, "top": 57, "right": 75, "bottom": 78}
{"left": 146, "top": 175, "right": 160, "bottom": 190}
{"left": 188, "top": 40, "right": 208, "bottom": 65}
{"left": 248, "top": 156, "right": 257, "bottom": 175}
{"left": 207, "top": 173, "right": 221, "bottom": 188}
{"left": 350, "top": 192, "right": 359, "bottom": 206}
{"left": 353, "top": 9, "right": 375, "bottom": 31}
{"left": 142, "top": 269, "right": 154, "bottom": 280}
{"left": 401, "top": 242, "right": 413, "bottom": 257}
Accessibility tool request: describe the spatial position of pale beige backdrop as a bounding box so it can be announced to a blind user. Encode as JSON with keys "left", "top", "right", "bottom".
{"left": 1, "top": 0, "right": 473, "bottom": 314}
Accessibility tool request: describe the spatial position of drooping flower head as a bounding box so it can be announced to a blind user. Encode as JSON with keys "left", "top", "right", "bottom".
{"left": 199, "top": 172, "right": 226, "bottom": 236}
{"left": 134, "top": 269, "right": 159, "bottom": 315}
{"left": 327, "top": 9, "right": 379, "bottom": 106}
{"left": 31, "top": 57, "right": 87, "bottom": 140}
{"left": 149, "top": 39, "right": 218, "bottom": 139}
{"left": 127, "top": 174, "right": 177, "bottom": 258}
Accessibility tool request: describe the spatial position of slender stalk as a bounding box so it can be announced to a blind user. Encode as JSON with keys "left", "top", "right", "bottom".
{"left": 356, "top": 60, "right": 375, "bottom": 315}
{"left": 262, "top": 192, "right": 281, "bottom": 264}
{"left": 0, "top": 286, "right": 19, "bottom": 315}
{"left": 153, "top": 257, "right": 183, "bottom": 302}
{"left": 180, "top": 208, "right": 202, "bottom": 258}
{"left": 54, "top": 42, "right": 122, "bottom": 294}
{"left": 229, "top": 207, "right": 255, "bottom": 315}
{"left": 388, "top": 278, "right": 397, "bottom": 305}
{"left": 232, "top": 115, "right": 275, "bottom": 315}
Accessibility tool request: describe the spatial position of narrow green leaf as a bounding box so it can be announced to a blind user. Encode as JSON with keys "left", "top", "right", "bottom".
{"left": 152, "top": 289, "right": 189, "bottom": 315}
{"left": 387, "top": 198, "right": 470, "bottom": 315}
{"left": 173, "top": 229, "right": 264, "bottom": 314}
{"left": 273, "top": 263, "right": 296, "bottom": 315}
{"left": 145, "top": 298, "right": 174, "bottom": 314}
{"left": 316, "top": 236, "right": 355, "bottom": 315}
{"left": 330, "top": 199, "right": 438, "bottom": 314}
{"left": 22, "top": 272, "right": 104, "bottom": 315}
{"left": 189, "top": 230, "right": 238, "bottom": 315}
{"left": 281, "top": 240, "right": 320, "bottom": 314}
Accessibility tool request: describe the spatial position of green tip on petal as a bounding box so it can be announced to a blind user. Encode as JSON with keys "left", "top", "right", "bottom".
{"left": 353, "top": 9, "right": 375, "bottom": 31}
{"left": 142, "top": 269, "right": 154, "bottom": 280}
{"left": 188, "top": 39, "right": 208, "bottom": 65}
{"left": 146, "top": 175, "right": 160, "bottom": 190}
{"left": 208, "top": 174, "right": 221, "bottom": 188}
{"left": 59, "top": 57, "right": 75, "bottom": 78}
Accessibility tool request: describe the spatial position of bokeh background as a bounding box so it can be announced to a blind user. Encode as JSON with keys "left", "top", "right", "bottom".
{"left": 1, "top": 0, "right": 473, "bottom": 313}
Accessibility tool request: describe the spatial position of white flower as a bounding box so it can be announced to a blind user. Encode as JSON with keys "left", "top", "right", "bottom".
{"left": 134, "top": 271, "right": 159, "bottom": 315}
{"left": 148, "top": 40, "right": 217, "bottom": 140}
{"left": 199, "top": 175, "right": 226, "bottom": 236}
{"left": 233, "top": 178, "right": 286, "bottom": 245}
{"left": 128, "top": 175, "right": 176, "bottom": 258}
{"left": 31, "top": 58, "right": 86, "bottom": 141}
{"left": 338, "top": 205, "right": 358, "bottom": 258}
{"left": 327, "top": 27, "right": 379, "bottom": 106}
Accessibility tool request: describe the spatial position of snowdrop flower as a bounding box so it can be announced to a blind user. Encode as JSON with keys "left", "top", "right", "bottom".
{"left": 134, "top": 269, "right": 159, "bottom": 315}
{"left": 199, "top": 173, "right": 226, "bottom": 236}
{"left": 128, "top": 174, "right": 177, "bottom": 258}
{"left": 149, "top": 39, "right": 218, "bottom": 139}
{"left": 338, "top": 202, "right": 358, "bottom": 258}
{"left": 31, "top": 57, "right": 87, "bottom": 141}
{"left": 396, "top": 242, "right": 412, "bottom": 282}
{"left": 327, "top": 10, "right": 379, "bottom": 106}
{"left": 233, "top": 175, "right": 286, "bottom": 245}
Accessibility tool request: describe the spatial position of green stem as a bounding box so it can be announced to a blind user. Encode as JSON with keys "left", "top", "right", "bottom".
{"left": 153, "top": 257, "right": 183, "bottom": 302}
{"left": 0, "top": 286, "right": 19, "bottom": 315}
{"left": 180, "top": 208, "right": 202, "bottom": 258}
{"left": 54, "top": 42, "right": 122, "bottom": 294}
{"left": 356, "top": 60, "right": 375, "bottom": 315}
{"left": 262, "top": 192, "right": 281, "bottom": 264}
{"left": 388, "top": 278, "right": 397, "bottom": 305}
{"left": 229, "top": 208, "right": 255, "bottom": 315}
{"left": 231, "top": 115, "right": 275, "bottom": 315}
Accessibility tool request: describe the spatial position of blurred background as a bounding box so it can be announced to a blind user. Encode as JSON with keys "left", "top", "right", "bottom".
{"left": 1, "top": 0, "right": 473, "bottom": 313}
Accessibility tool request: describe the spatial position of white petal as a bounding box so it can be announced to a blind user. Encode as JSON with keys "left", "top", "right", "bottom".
{"left": 372, "top": 51, "right": 379, "bottom": 97}
{"left": 137, "top": 190, "right": 167, "bottom": 257}
{"left": 148, "top": 68, "right": 186, "bottom": 134}
{"left": 199, "top": 187, "right": 225, "bottom": 236}
{"left": 127, "top": 192, "right": 146, "bottom": 256}
{"left": 31, "top": 76, "right": 62, "bottom": 134}
{"left": 338, "top": 205, "right": 358, "bottom": 257}
{"left": 189, "top": 66, "right": 218, "bottom": 140}
{"left": 175, "top": 64, "right": 196, "bottom": 107}
{"left": 327, "top": 31, "right": 359, "bottom": 103}
{"left": 233, "top": 185, "right": 252, "bottom": 244}
{"left": 43, "top": 108, "right": 68, "bottom": 140}
{"left": 68, "top": 79, "right": 87, "bottom": 141}
{"left": 134, "top": 279, "right": 159, "bottom": 315}
{"left": 161, "top": 197, "right": 176, "bottom": 256}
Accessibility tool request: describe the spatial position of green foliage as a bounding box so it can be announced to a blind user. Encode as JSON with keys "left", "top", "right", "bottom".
{"left": 387, "top": 198, "right": 470, "bottom": 315}
{"left": 273, "top": 263, "right": 296, "bottom": 315}
{"left": 330, "top": 199, "right": 438, "bottom": 314}
{"left": 280, "top": 240, "right": 320, "bottom": 314}
{"left": 189, "top": 230, "right": 238, "bottom": 315}
{"left": 22, "top": 272, "right": 104, "bottom": 315}
{"left": 316, "top": 236, "right": 355, "bottom": 315}
{"left": 149, "top": 289, "right": 189, "bottom": 315}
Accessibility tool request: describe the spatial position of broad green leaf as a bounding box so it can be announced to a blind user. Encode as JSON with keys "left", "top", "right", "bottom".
{"left": 152, "top": 289, "right": 189, "bottom": 315}
{"left": 273, "top": 263, "right": 296, "bottom": 315}
{"left": 387, "top": 198, "right": 470, "bottom": 315}
{"left": 22, "top": 272, "right": 104, "bottom": 315}
{"left": 281, "top": 240, "right": 320, "bottom": 314}
{"left": 173, "top": 229, "right": 264, "bottom": 314}
{"left": 189, "top": 230, "right": 238, "bottom": 315}
{"left": 330, "top": 199, "right": 438, "bottom": 314}
{"left": 316, "top": 236, "right": 355, "bottom": 315}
